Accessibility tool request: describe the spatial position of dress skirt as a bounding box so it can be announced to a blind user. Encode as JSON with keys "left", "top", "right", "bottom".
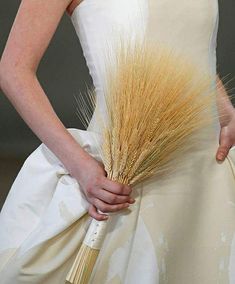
{"left": 1, "top": 127, "right": 235, "bottom": 283}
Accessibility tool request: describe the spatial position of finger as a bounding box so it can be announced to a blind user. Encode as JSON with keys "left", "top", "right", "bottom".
{"left": 217, "top": 128, "right": 232, "bottom": 161}
{"left": 101, "top": 178, "right": 132, "bottom": 196}
{"left": 216, "top": 145, "right": 231, "bottom": 161}
{"left": 93, "top": 198, "right": 130, "bottom": 213}
{"left": 88, "top": 204, "right": 109, "bottom": 221}
{"left": 94, "top": 188, "right": 135, "bottom": 205}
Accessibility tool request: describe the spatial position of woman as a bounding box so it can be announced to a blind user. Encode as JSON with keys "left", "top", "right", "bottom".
{"left": 0, "top": 0, "right": 235, "bottom": 283}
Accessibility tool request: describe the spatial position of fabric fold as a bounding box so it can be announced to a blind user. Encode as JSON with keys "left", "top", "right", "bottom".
{"left": 0, "top": 128, "right": 101, "bottom": 271}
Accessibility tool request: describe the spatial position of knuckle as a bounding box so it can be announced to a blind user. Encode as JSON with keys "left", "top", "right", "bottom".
{"left": 94, "top": 176, "right": 102, "bottom": 186}
{"left": 107, "top": 205, "right": 116, "bottom": 212}
{"left": 99, "top": 204, "right": 108, "bottom": 213}
{"left": 86, "top": 186, "right": 93, "bottom": 195}
{"left": 109, "top": 195, "right": 118, "bottom": 204}
{"left": 119, "top": 195, "right": 128, "bottom": 203}
{"left": 116, "top": 184, "right": 124, "bottom": 194}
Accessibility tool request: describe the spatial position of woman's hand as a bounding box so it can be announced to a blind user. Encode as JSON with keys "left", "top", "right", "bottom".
{"left": 216, "top": 75, "right": 235, "bottom": 162}
{"left": 216, "top": 112, "right": 235, "bottom": 161}
{"left": 70, "top": 154, "right": 135, "bottom": 221}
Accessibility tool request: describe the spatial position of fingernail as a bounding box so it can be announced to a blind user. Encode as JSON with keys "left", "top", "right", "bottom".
{"left": 102, "top": 215, "right": 108, "bottom": 220}
{"left": 129, "top": 199, "right": 135, "bottom": 203}
{"left": 217, "top": 154, "right": 224, "bottom": 160}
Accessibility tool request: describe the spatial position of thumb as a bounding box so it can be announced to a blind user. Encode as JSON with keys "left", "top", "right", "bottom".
{"left": 216, "top": 127, "right": 232, "bottom": 161}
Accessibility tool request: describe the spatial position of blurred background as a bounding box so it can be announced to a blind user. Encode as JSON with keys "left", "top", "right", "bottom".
{"left": 0, "top": 0, "right": 235, "bottom": 208}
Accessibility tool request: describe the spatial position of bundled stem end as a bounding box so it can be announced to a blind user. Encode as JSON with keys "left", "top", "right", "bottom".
{"left": 66, "top": 243, "right": 99, "bottom": 284}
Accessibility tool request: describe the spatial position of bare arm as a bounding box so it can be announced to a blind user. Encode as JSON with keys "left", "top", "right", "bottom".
{"left": 0, "top": 0, "right": 134, "bottom": 220}
{"left": 216, "top": 74, "right": 235, "bottom": 127}
{"left": 0, "top": 0, "right": 92, "bottom": 175}
{"left": 215, "top": 74, "right": 235, "bottom": 161}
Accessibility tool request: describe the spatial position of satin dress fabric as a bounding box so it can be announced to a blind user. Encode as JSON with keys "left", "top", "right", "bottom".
{"left": 1, "top": 0, "right": 235, "bottom": 283}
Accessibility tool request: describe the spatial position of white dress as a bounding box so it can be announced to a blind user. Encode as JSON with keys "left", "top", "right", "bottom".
{"left": 1, "top": 0, "right": 235, "bottom": 283}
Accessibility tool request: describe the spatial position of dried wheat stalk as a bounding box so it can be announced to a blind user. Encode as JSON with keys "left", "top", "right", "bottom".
{"left": 66, "top": 38, "right": 218, "bottom": 284}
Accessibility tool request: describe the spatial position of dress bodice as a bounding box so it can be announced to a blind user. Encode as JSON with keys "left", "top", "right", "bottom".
{"left": 70, "top": 0, "right": 219, "bottom": 132}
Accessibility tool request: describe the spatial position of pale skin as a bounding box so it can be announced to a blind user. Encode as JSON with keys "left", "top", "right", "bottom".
{"left": 0, "top": 0, "right": 134, "bottom": 221}
{"left": 0, "top": 0, "right": 234, "bottom": 221}
{"left": 215, "top": 75, "right": 235, "bottom": 160}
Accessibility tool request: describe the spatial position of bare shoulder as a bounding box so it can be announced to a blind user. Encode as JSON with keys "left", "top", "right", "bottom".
{"left": 0, "top": 0, "right": 73, "bottom": 72}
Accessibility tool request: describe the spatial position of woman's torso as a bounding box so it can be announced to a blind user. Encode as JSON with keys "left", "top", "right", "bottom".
{"left": 70, "top": 0, "right": 219, "bottom": 132}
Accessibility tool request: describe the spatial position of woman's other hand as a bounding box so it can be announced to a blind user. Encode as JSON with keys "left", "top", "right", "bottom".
{"left": 216, "top": 113, "right": 235, "bottom": 161}
{"left": 216, "top": 74, "right": 235, "bottom": 161}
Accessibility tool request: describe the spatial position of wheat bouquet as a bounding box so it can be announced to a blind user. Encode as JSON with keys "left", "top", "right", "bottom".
{"left": 66, "top": 38, "right": 217, "bottom": 284}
